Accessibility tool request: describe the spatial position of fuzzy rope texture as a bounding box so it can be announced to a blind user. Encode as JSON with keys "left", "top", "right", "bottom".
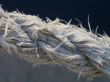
{"left": 0, "top": 7, "right": 110, "bottom": 80}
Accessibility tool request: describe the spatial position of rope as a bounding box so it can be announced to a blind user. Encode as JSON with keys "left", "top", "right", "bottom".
{"left": 0, "top": 7, "right": 110, "bottom": 80}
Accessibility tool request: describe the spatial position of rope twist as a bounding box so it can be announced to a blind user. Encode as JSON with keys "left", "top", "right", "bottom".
{"left": 0, "top": 7, "right": 110, "bottom": 79}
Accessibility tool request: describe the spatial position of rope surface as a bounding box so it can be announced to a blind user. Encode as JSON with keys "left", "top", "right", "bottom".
{"left": 0, "top": 7, "right": 110, "bottom": 79}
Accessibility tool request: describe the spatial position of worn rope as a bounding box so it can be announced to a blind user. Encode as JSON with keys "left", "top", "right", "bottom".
{"left": 0, "top": 7, "right": 110, "bottom": 80}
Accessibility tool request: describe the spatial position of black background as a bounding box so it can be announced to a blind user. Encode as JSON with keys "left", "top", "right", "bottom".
{"left": 0, "top": 0, "right": 110, "bottom": 82}
{"left": 0, "top": 0, "right": 110, "bottom": 35}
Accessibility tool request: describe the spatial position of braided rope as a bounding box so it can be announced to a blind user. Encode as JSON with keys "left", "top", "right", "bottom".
{"left": 0, "top": 7, "right": 110, "bottom": 79}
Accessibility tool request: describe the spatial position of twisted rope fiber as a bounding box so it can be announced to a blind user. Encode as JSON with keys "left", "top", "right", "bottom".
{"left": 0, "top": 7, "right": 110, "bottom": 79}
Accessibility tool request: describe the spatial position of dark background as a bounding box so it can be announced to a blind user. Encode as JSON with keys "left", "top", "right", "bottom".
{"left": 0, "top": 0, "right": 110, "bottom": 82}
{"left": 1, "top": 0, "right": 110, "bottom": 35}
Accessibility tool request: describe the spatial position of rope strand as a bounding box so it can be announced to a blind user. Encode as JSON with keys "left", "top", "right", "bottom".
{"left": 0, "top": 7, "right": 110, "bottom": 80}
